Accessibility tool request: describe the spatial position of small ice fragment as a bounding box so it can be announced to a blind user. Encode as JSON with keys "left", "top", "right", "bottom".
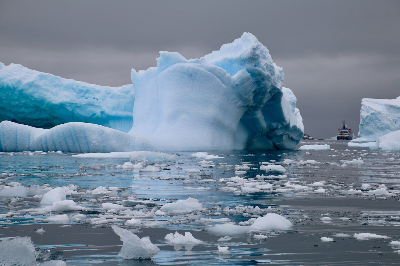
{"left": 36, "top": 227, "right": 46, "bottom": 235}
{"left": 299, "top": 144, "right": 330, "bottom": 150}
{"left": 45, "top": 214, "right": 69, "bottom": 224}
{"left": 164, "top": 231, "right": 203, "bottom": 245}
{"left": 321, "top": 237, "right": 334, "bottom": 242}
{"left": 334, "top": 233, "right": 351, "bottom": 238}
{"left": 217, "top": 236, "right": 232, "bottom": 242}
{"left": 112, "top": 225, "right": 160, "bottom": 259}
{"left": 125, "top": 218, "right": 142, "bottom": 226}
{"left": 217, "top": 246, "right": 230, "bottom": 254}
{"left": 160, "top": 198, "right": 204, "bottom": 213}
{"left": 253, "top": 234, "right": 268, "bottom": 240}
{"left": 321, "top": 217, "right": 332, "bottom": 223}
{"left": 390, "top": 240, "right": 400, "bottom": 246}
{"left": 260, "top": 164, "right": 286, "bottom": 173}
{"left": 354, "top": 233, "right": 390, "bottom": 240}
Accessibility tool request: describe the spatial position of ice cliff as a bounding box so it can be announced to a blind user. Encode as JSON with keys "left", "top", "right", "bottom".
{"left": 350, "top": 96, "right": 400, "bottom": 150}
{"left": 0, "top": 62, "right": 134, "bottom": 132}
{"left": 0, "top": 33, "right": 304, "bottom": 152}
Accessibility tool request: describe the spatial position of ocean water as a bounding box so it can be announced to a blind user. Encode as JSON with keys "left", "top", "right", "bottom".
{"left": 1, "top": 140, "right": 400, "bottom": 265}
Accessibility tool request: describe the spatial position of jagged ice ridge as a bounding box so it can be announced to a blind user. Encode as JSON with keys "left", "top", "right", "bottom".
{"left": 0, "top": 33, "right": 304, "bottom": 152}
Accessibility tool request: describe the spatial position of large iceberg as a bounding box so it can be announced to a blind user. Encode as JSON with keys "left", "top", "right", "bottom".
{"left": 0, "top": 33, "right": 303, "bottom": 152}
{"left": 350, "top": 97, "right": 400, "bottom": 150}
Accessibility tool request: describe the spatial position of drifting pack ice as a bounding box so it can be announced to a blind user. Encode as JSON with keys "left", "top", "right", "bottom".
{"left": 350, "top": 97, "right": 400, "bottom": 150}
{"left": 0, "top": 33, "right": 304, "bottom": 152}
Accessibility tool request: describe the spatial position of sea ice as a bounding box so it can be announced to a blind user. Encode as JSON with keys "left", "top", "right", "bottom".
{"left": 0, "top": 32, "right": 303, "bottom": 152}
{"left": 111, "top": 225, "right": 160, "bottom": 259}
{"left": 321, "top": 237, "right": 334, "bottom": 242}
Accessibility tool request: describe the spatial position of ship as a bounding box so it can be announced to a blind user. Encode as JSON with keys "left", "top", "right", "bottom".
{"left": 337, "top": 120, "right": 353, "bottom": 140}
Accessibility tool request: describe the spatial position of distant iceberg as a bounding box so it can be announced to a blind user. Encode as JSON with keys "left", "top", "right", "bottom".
{"left": 351, "top": 97, "right": 400, "bottom": 150}
{"left": 0, "top": 33, "right": 303, "bottom": 152}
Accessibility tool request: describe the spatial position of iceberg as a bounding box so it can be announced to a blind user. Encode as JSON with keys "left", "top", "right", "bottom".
{"left": 352, "top": 97, "right": 400, "bottom": 150}
{"left": 0, "top": 62, "right": 134, "bottom": 132}
{"left": 0, "top": 33, "right": 303, "bottom": 152}
{"left": 358, "top": 97, "right": 400, "bottom": 141}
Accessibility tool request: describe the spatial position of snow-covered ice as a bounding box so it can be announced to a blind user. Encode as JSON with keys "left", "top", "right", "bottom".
{"left": 0, "top": 33, "right": 303, "bottom": 152}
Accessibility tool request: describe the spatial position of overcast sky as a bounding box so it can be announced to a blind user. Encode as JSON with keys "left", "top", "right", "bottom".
{"left": 1, "top": 0, "right": 399, "bottom": 138}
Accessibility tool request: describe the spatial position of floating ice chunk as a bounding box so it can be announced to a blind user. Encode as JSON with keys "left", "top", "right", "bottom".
{"left": 208, "top": 223, "right": 251, "bottom": 236}
{"left": 129, "top": 151, "right": 176, "bottom": 164}
{"left": 250, "top": 213, "right": 292, "bottom": 231}
{"left": 0, "top": 237, "right": 36, "bottom": 265}
{"left": 361, "top": 184, "right": 371, "bottom": 190}
{"left": 217, "top": 236, "right": 232, "bottom": 242}
{"left": 36, "top": 227, "right": 46, "bottom": 235}
{"left": 91, "top": 186, "right": 110, "bottom": 194}
{"left": 50, "top": 200, "right": 86, "bottom": 212}
{"left": 310, "top": 181, "right": 325, "bottom": 187}
{"left": 354, "top": 233, "right": 390, "bottom": 240}
{"left": 253, "top": 234, "right": 268, "bottom": 240}
{"left": 45, "top": 214, "right": 70, "bottom": 224}
{"left": 321, "top": 217, "right": 332, "bottom": 223}
{"left": 341, "top": 158, "right": 364, "bottom": 165}
{"left": 125, "top": 218, "right": 142, "bottom": 226}
{"left": 334, "top": 233, "right": 351, "bottom": 238}
{"left": 41, "top": 187, "right": 66, "bottom": 205}
{"left": 217, "top": 246, "right": 230, "bottom": 254}
{"left": 314, "top": 188, "right": 326, "bottom": 193}
{"left": 165, "top": 231, "right": 203, "bottom": 245}
{"left": 321, "top": 237, "right": 334, "bottom": 242}
{"left": 111, "top": 225, "right": 160, "bottom": 259}
{"left": 260, "top": 164, "right": 286, "bottom": 173}
{"left": 0, "top": 185, "right": 27, "bottom": 197}
{"left": 299, "top": 144, "right": 330, "bottom": 150}
{"left": 191, "top": 152, "right": 224, "bottom": 159}
{"left": 390, "top": 240, "right": 400, "bottom": 246}
{"left": 368, "top": 185, "right": 390, "bottom": 196}
{"left": 160, "top": 198, "right": 204, "bottom": 214}
{"left": 102, "top": 203, "right": 127, "bottom": 210}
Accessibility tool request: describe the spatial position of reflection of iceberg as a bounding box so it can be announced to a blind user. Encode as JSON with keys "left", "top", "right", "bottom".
{"left": 0, "top": 33, "right": 303, "bottom": 152}
{"left": 350, "top": 97, "right": 400, "bottom": 150}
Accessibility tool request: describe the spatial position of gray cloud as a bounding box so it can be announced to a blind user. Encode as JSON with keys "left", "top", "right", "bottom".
{"left": 1, "top": 0, "right": 399, "bottom": 138}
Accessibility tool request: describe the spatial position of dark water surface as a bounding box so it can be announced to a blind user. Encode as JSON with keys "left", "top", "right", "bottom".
{"left": 1, "top": 140, "right": 400, "bottom": 265}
